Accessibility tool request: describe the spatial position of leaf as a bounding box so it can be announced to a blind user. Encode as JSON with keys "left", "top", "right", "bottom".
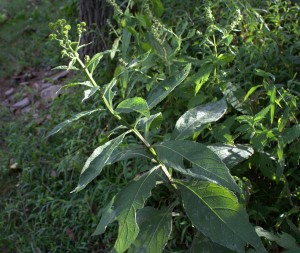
{"left": 58, "top": 81, "right": 93, "bottom": 93}
{"left": 72, "top": 131, "right": 130, "bottom": 193}
{"left": 224, "top": 82, "right": 251, "bottom": 114}
{"left": 154, "top": 140, "right": 240, "bottom": 192}
{"left": 113, "top": 166, "right": 160, "bottom": 253}
{"left": 82, "top": 86, "right": 99, "bottom": 102}
{"left": 173, "top": 99, "right": 227, "bottom": 140}
{"left": 111, "top": 37, "right": 121, "bottom": 59}
{"left": 244, "top": 85, "right": 262, "bottom": 101}
{"left": 255, "top": 227, "right": 300, "bottom": 250}
{"left": 122, "top": 28, "right": 131, "bottom": 61}
{"left": 150, "top": 0, "right": 164, "bottom": 17}
{"left": 188, "top": 232, "right": 235, "bottom": 253}
{"left": 147, "top": 63, "right": 191, "bottom": 109}
{"left": 207, "top": 144, "right": 254, "bottom": 169}
{"left": 86, "top": 50, "right": 115, "bottom": 74}
{"left": 116, "top": 97, "right": 150, "bottom": 118}
{"left": 255, "top": 69, "right": 276, "bottom": 82}
{"left": 137, "top": 112, "right": 163, "bottom": 139}
{"left": 93, "top": 197, "right": 116, "bottom": 235}
{"left": 103, "top": 78, "right": 117, "bottom": 107}
{"left": 194, "top": 64, "right": 213, "bottom": 94}
{"left": 282, "top": 124, "right": 300, "bottom": 144}
{"left": 176, "top": 181, "right": 266, "bottom": 253}
{"left": 52, "top": 65, "right": 79, "bottom": 71}
{"left": 128, "top": 207, "right": 172, "bottom": 253}
{"left": 45, "top": 108, "right": 104, "bottom": 138}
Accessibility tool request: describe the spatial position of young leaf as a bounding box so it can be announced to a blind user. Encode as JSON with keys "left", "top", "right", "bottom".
{"left": 103, "top": 78, "right": 117, "bottom": 107}
{"left": 86, "top": 53, "right": 104, "bottom": 74}
{"left": 173, "top": 98, "right": 227, "bottom": 140}
{"left": 176, "top": 180, "right": 267, "bottom": 253}
{"left": 154, "top": 140, "right": 240, "bottom": 192}
{"left": 207, "top": 144, "right": 254, "bottom": 169}
{"left": 147, "top": 63, "right": 191, "bottom": 109}
{"left": 72, "top": 131, "right": 131, "bottom": 193}
{"left": 116, "top": 97, "right": 150, "bottom": 118}
{"left": 137, "top": 112, "right": 163, "bottom": 139}
{"left": 82, "top": 86, "right": 99, "bottom": 102}
{"left": 45, "top": 108, "right": 104, "bottom": 138}
{"left": 113, "top": 166, "right": 160, "bottom": 253}
{"left": 128, "top": 207, "right": 172, "bottom": 253}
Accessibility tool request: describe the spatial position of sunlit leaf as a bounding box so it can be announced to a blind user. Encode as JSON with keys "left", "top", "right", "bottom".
{"left": 116, "top": 97, "right": 150, "bottom": 118}
{"left": 45, "top": 108, "right": 104, "bottom": 138}
{"left": 176, "top": 180, "right": 266, "bottom": 253}
{"left": 173, "top": 98, "right": 227, "bottom": 140}
{"left": 82, "top": 86, "right": 99, "bottom": 102}
{"left": 128, "top": 207, "right": 172, "bottom": 253}
{"left": 72, "top": 131, "right": 131, "bottom": 193}
{"left": 154, "top": 140, "right": 240, "bottom": 192}
{"left": 113, "top": 166, "right": 160, "bottom": 253}
{"left": 147, "top": 63, "right": 191, "bottom": 109}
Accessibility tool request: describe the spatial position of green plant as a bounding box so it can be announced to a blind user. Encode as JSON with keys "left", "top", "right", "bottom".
{"left": 47, "top": 14, "right": 268, "bottom": 252}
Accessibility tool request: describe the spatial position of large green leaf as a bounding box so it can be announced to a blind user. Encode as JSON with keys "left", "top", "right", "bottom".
{"left": 188, "top": 232, "right": 235, "bottom": 253}
{"left": 128, "top": 207, "right": 172, "bottom": 253}
{"left": 113, "top": 166, "right": 160, "bottom": 253}
{"left": 207, "top": 144, "right": 254, "bottom": 169}
{"left": 147, "top": 63, "right": 191, "bottom": 109}
{"left": 154, "top": 140, "right": 240, "bottom": 192}
{"left": 72, "top": 131, "right": 130, "bottom": 193}
{"left": 45, "top": 108, "right": 104, "bottom": 138}
{"left": 176, "top": 181, "right": 266, "bottom": 253}
{"left": 116, "top": 97, "right": 150, "bottom": 118}
{"left": 173, "top": 99, "right": 227, "bottom": 140}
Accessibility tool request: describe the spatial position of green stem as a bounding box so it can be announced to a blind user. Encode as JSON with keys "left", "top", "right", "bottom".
{"left": 72, "top": 49, "right": 172, "bottom": 181}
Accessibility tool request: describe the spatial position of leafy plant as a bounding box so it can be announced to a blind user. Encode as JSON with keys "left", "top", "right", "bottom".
{"left": 47, "top": 14, "right": 267, "bottom": 252}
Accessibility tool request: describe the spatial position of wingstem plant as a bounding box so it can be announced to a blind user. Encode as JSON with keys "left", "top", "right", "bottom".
{"left": 48, "top": 18, "right": 267, "bottom": 253}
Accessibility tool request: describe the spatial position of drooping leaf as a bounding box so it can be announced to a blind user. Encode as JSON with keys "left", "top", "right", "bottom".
{"left": 147, "top": 63, "right": 191, "bottom": 109}
{"left": 188, "top": 232, "right": 235, "bottom": 253}
{"left": 57, "top": 81, "right": 93, "bottom": 93}
{"left": 244, "top": 85, "right": 262, "bottom": 101}
{"left": 173, "top": 99, "right": 227, "bottom": 140}
{"left": 113, "top": 166, "right": 160, "bottom": 253}
{"left": 137, "top": 112, "right": 163, "bottom": 139}
{"left": 282, "top": 124, "right": 300, "bottom": 145}
{"left": 128, "top": 206, "right": 172, "bottom": 253}
{"left": 52, "top": 65, "right": 79, "bottom": 71}
{"left": 154, "top": 140, "right": 240, "bottom": 192}
{"left": 194, "top": 64, "right": 213, "bottom": 94}
{"left": 255, "top": 227, "right": 300, "bottom": 250}
{"left": 72, "top": 131, "right": 130, "bottom": 193}
{"left": 176, "top": 180, "right": 266, "bottom": 253}
{"left": 207, "top": 144, "right": 254, "bottom": 169}
{"left": 106, "top": 145, "right": 153, "bottom": 165}
{"left": 45, "top": 108, "right": 104, "bottom": 138}
{"left": 82, "top": 86, "right": 99, "bottom": 102}
{"left": 116, "top": 97, "right": 150, "bottom": 118}
{"left": 93, "top": 197, "right": 116, "bottom": 236}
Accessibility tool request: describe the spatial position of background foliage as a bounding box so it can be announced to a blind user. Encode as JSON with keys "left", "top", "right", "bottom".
{"left": 0, "top": 0, "right": 299, "bottom": 252}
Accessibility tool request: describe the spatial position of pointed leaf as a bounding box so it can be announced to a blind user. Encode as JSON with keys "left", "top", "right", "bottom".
{"left": 176, "top": 180, "right": 266, "bottom": 253}
{"left": 103, "top": 78, "right": 117, "bottom": 107}
{"left": 93, "top": 197, "right": 116, "bottom": 235}
{"left": 45, "top": 109, "right": 104, "bottom": 138}
{"left": 113, "top": 166, "right": 160, "bottom": 253}
{"left": 52, "top": 65, "right": 79, "bottom": 71}
{"left": 116, "top": 97, "right": 150, "bottom": 118}
{"left": 137, "top": 112, "right": 163, "bottom": 139}
{"left": 147, "top": 63, "right": 191, "bottom": 109}
{"left": 154, "top": 140, "right": 240, "bottom": 192}
{"left": 128, "top": 207, "right": 172, "bottom": 253}
{"left": 207, "top": 144, "right": 254, "bottom": 169}
{"left": 173, "top": 99, "right": 227, "bottom": 140}
{"left": 188, "top": 233, "right": 235, "bottom": 253}
{"left": 82, "top": 86, "right": 99, "bottom": 102}
{"left": 73, "top": 131, "right": 130, "bottom": 192}
{"left": 194, "top": 64, "right": 213, "bottom": 94}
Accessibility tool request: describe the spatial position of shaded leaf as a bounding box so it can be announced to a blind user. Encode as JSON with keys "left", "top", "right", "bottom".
{"left": 173, "top": 99, "right": 227, "bottom": 140}
{"left": 72, "top": 131, "right": 130, "bottom": 193}
{"left": 113, "top": 166, "right": 160, "bottom": 253}
{"left": 207, "top": 144, "right": 254, "bottom": 169}
{"left": 154, "top": 140, "right": 240, "bottom": 192}
{"left": 129, "top": 207, "right": 172, "bottom": 253}
{"left": 282, "top": 124, "right": 300, "bottom": 145}
{"left": 147, "top": 63, "right": 191, "bottom": 109}
{"left": 176, "top": 180, "right": 266, "bottom": 253}
{"left": 116, "top": 97, "right": 150, "bottom": 118}
{"left": 138, "top": 112, "right": 163, "bottom": 139}
{"left": 45, "top": 108, "right": 104, "bottom": 138}
{"left": 194, "top": 64, "right": 213, "bottom": 94}
{"left": 188, "top": 232, "right": 235, "bottom": 253}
